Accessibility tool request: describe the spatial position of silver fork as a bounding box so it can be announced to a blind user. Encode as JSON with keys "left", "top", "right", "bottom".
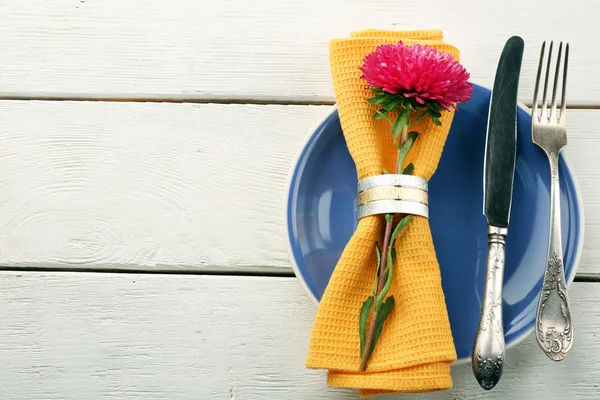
{"left": 532, "top": 41, "right": 573, "bottom": 361}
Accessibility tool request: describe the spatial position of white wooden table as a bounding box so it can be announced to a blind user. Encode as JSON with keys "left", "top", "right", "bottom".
{"left": 0, "top": 1, "right": 598, "bottom": 398}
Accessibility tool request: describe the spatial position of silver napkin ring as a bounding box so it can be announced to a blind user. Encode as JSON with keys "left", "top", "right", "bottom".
{"left": 357, "top": 174, "right": 429, "bottom": 219}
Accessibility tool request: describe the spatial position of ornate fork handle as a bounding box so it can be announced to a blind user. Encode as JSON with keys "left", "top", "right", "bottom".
{"left": 536, "top": 152, "right": 573, "bottom": 360}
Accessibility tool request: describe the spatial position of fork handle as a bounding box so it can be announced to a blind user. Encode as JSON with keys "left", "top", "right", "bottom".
{"left": 536, "top": 151, "right": 573, "bottom": 360}
{"left": 472, "top": 226, "right": 506, "bottom": 390}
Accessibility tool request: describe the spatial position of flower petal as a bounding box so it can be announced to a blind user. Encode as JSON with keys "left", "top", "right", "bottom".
{"left": 361, "top": 41, "right": 473, "bottom": 109}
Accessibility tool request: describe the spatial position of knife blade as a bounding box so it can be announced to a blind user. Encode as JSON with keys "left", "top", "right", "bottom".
{"left": 472, "top": 36, "right": 524, "bottom": 391}
{"left": 484, "top": 36, "right": 525, "bottom": 228}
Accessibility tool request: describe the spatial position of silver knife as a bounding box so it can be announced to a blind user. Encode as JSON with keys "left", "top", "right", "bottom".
{"left": 472, "top": 36, "right": 524, "bottom": 390}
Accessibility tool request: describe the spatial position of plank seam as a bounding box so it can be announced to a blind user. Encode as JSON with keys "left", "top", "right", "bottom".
{"left": 0, "top": 96, "right": 599, "bottom": 109}
{"left": 0, "top": 266, "right": 598, "bottom": 282}
{"left": 0, "top": 266, "right": 295, "bottom": 278}
{"left": 0, "top": 96, "right": 335, "bottom": 106}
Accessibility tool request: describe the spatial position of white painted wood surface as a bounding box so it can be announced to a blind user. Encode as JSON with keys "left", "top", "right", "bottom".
{"left": 0, "top": 101, "right": 329, "bottom": 272}
{"left": 0, "top": 0, "right": 599, "bottom": 104}
{"left": 0, "top": 271, "right": 596, "bottom": 400}
{"left": 1, "top": 0, "right": 599, "bottom": 398}
{"left": 0, "top": 101, "right": 596, "bottom": 274}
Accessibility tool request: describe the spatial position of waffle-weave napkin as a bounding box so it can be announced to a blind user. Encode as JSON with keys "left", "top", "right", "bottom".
{"left": 306, "top": 29, "right": 459, "bottom": 396}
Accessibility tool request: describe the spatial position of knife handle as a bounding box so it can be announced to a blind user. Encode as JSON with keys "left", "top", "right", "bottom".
{"left": 472, "top": 226, "right": 506, "bottom": 390}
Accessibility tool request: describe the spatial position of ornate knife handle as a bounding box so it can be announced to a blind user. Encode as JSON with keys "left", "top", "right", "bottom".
{"left": 472, "top": 226, "right": 506, "bottom": 390}
{"left": 535, "top": 153, "right": 573, "bottom": 361}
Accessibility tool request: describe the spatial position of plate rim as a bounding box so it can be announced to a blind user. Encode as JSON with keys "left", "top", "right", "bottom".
{"left": 283, "top": 85, "right": 585, "bottom": 364}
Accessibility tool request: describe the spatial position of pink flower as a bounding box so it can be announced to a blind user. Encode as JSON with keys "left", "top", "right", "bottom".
{"left": 360, "top": 42, "right": 473, "bottom": 110}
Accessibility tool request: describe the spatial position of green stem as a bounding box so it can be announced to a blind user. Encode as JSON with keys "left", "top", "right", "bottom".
{"left": 359, "top": 213, "right": 393, "bottom": 371}
{"left": 395, "top": 109, "right": 410, "bottom": 173}
{"left": 359, "top": 108, "right": 410, "bottom": 372}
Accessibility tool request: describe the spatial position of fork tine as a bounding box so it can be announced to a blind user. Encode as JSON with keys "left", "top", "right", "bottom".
{"left": 532, "top": 41, "right": 546, "bottom": 119}
{"left": 550, "top": 42, "right": 563, "bottom": 119}
{"left": 540, "top": 41, "right": 554, "bottom": 120}
{"left": 560, "top": 43, "right": 569, "bottom": 124}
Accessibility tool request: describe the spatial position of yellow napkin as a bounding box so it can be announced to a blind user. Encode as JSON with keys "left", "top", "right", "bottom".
{"left": 306, "top": 30, "right": 458, "bottom": 396}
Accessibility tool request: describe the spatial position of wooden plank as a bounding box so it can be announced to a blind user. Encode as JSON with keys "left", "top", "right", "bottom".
{"left": 0, "top": 0, "right": 599, "bottom": 104}
{"left": 0, "top": 271, "right": 596, "bottom": 399}
{"left": 0, "top": 101, "right": 332, "bottom": 273}
{"left": 0, "top": 101, "right": 596, "bottom": 274}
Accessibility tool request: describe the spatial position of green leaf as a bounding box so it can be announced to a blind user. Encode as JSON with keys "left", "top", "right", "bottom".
{"left": 374, "top": 110, "right": 393, "bottom": 125}
{"left": 430, "top": 102, "right": 444, "bottom": 111}
{"left": 387, "top": 247, "right": 393, "bottom": 272}
{"left": 372, "top": 87, "right": 384, "bottom": 95}
{"left": 406, "top": 131, "right": 418, "bottom": 145}
{"left": 390, "top": 215, "right": 413, "bottom": 245}
{"left": 405, "top": 97, "right": 422, "bottom": 110}
{"left": 390, "top": 248, "right": 397, "bottom": 265}
{"left": 374, "top": 108, "right": 389, "bottom": 117}
{"left": 382, "top": 97, "right": 404, "bottom": 112}
{"left": 359, "top": 296, "right": 374, "bottom": 355}
{"left": 372, "top": 274, "right": 379, "bottom": 297}
{"left": 403, "top": 163, "right": 414, "bottom": 175}
{"left": 391, "top": 116, "right": 405, "bottom": 138}
{"left": 429, "top": 109, "right": 442, "bottom": 118}
{"left": 383, "top": 266, "right": 390, "bottom": 284}
{"left": 369, "top": 297, "right": 395, "bottom": 357}
{"left": 396, "top": 131, "right": 418, "bottom": 171}
{"left": 392, "top": 111, "right": 413, "bottom": 139}
{"left": 372, "top": 242, "right": 382, "bottom": 295}
{"left": 367, "top": 94, "right": 388, "bottom": 105}
{"left": 432, "top": 116, "right": 442, "bottom": 126}
{"left": 375, "top": 252, "right": 394, "bottom": 310}
{"left": 409, "top": 111, "right": 428, "bottom": 127}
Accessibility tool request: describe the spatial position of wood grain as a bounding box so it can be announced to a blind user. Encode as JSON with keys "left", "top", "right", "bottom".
{"left": 0, "top": 100, "right": 329, "bottom": 272}
{"left": 1, "top": 0, "right": 599, "bottom": 104}
{"left": 0, "top": 101, "right": 596, "bottom": 274}
{"left": 0, "top": 271, "right": 597, "bottom": 399}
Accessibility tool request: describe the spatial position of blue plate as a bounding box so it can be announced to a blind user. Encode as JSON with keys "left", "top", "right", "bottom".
{"left": 286, "top": 84, "right": 584, "bottom": 362}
